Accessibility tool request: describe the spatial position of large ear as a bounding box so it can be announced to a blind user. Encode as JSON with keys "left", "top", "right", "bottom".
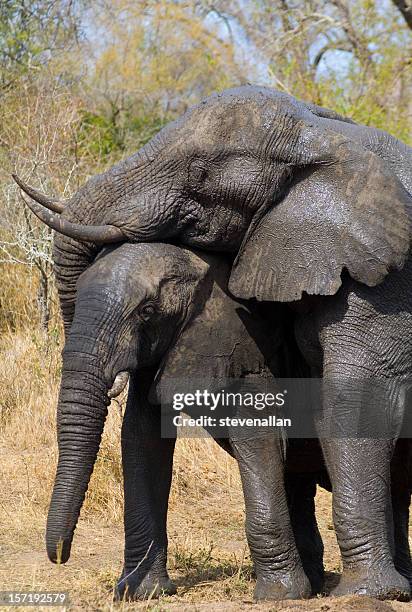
{"left": 229, "top": 126, "right": 411, "bottom": 302}
{"left": 151, "top": 254, "right": 282, "bottom": 402}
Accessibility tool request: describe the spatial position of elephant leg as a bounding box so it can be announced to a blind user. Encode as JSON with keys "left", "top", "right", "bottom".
{"left": 318, "top": 373, "right": 410, "bottom": 600}
{"left": 391, "top": 439, "right": 412, "bottom": 587}
{"left": 231, "top": 434, "right": 311, "bottom": 601}
{"left": 285, "top": 473, "right": 324, "bottom": 595}
{"left": 392, "top": 491, "right": 412, "bottom": 587}
{"left": 115, "top": 375, "right": 176, "bottom": 600}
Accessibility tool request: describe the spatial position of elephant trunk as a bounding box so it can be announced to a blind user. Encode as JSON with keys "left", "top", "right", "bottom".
{"left": 46, "top": 352, "right": 110, "bottom": 563}
{"left": 53, "top": 236, "right": 96, "bottom": 330}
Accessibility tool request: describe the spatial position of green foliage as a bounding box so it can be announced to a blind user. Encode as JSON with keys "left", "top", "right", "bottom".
{"left": 77, "top": 109, "right": 169, "bottom": 159}
{"left": 77, "top": 111, "right": 123, "bottom": 157}
{"left": 127, "top": 113, "right": 169, "bottom": 148}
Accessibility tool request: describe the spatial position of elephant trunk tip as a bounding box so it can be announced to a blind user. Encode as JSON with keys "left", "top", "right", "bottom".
{"left": 46, "top": 535, "right": 72, "bottom": 564}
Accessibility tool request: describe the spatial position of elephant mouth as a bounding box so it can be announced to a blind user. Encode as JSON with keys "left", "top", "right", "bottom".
{"left": 108, "top": 371, "right": 130, "bottom": 398}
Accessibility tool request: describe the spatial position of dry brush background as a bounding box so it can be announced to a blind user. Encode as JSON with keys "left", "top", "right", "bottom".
{"left": 0, "top": 1, "right": 411, "bottom": 609}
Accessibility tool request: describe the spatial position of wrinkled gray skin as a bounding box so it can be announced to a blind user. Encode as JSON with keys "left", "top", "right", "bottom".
{"left": 294, "top": 268, "right": 412, "bottom": 600}
{"left": 16, "top": 86, "right": 412, "bottom": 599}
{"left": 49, "top": 240, "right": 327, "bottom": 600}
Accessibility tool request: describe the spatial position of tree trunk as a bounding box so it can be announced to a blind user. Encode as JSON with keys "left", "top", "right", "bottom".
{"left": 37, "top": 269, "right": 50, "bottom": 331}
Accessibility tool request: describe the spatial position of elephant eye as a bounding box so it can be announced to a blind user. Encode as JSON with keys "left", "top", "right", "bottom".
{"left": 140, "top": 304, "right": 156, "bottom": 321}
{"left": 188, "top": 160, "right": 208, "bottom": 184}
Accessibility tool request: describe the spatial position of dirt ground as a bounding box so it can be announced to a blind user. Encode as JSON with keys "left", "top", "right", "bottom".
{"left": 1, "top": 441, "right": 411, "bottom": 612}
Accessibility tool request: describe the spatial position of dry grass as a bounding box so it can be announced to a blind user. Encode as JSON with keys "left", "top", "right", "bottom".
{"left": 0, "top": 265, "right": 40, "bottom": 333}
{"left": 0, "top": 328, "right": 411, "bottom": 611}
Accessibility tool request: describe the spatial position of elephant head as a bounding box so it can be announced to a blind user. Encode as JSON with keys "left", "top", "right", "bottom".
{"left": 47, "top": 241, "right": 280, "bottom": 564}
{"left": 14, "top": 86, "right": 411, "bottom": 327}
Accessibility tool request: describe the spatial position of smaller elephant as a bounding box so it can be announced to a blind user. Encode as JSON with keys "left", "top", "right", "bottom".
{"left": 47, "top": 240, "right": 329, "bottom": 601}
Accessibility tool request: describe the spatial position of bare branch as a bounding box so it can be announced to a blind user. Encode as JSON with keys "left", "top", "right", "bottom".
{"left": 313, "top": 42, "right": 353, "bottom": 67}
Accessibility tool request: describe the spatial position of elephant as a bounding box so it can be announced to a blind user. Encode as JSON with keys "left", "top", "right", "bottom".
{"left": 45, "top": 239, "right": 332, "bottom": 601}
{"left": 292, "top": 265, "right": 412, "bottom": 600}
{"left": 14, "top": 85, "right": 412, "bottom": 599}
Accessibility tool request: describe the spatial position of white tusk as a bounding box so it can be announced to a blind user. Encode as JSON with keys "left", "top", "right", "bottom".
{"left": 108, "top": 371, "right": 129, "bottom": 398}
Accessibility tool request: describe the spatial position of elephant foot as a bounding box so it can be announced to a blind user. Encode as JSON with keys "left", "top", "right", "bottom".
{"left": 394, "top": 557, "right": 412, "bottom": 591}
{"left": 254, "top": 569, "right": 311, "bottom": 601}
{"left": 332, "top": 565, "right": 410, "bottom": 601}
{"left": 114, "top": 571, "right": 177, "bottom": 601}
{"left": 303, "top": 563, "right": 324, "bottom": 596}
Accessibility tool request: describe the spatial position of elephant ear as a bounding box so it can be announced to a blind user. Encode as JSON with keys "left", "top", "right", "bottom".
{"left": 151, "top": 255, "right": 282, "bottom": 403}
{"left": 229, "top": 126, "right": 411, "bottom": 302}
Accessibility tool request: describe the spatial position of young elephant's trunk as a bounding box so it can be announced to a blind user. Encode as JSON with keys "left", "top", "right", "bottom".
{"left": 46, "top": 352, "right": 110, "bottom": 563}
{"left": 53, "top": 236, "right": 96, "bottom": 331}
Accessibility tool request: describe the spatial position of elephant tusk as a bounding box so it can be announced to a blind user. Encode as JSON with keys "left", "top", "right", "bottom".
{"left": 12, "top": 174, "right": 66, "bottom": 213}
{"left": 19, "top": 192, "right": 126, "bottom": 244}
{"left": 108, "top": 371, "right": 130, "bottom": 398}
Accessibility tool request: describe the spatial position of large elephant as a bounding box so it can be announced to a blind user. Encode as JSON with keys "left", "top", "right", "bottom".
{"left": 46, "top": 240, "right": 330, "bottom": 601}
{"left": 14, "top": 86, "right": 412, "bottom": 599}
{"left": 14, "top": 86, "right": 411, "bottom": 328}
